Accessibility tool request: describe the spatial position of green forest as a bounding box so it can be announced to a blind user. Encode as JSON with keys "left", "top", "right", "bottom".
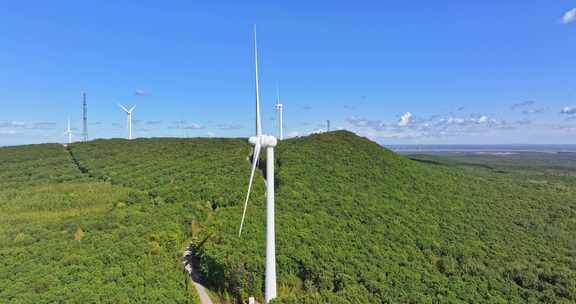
{"left": 0, "top": 131, "right": 575, "bottom": 303}
{"left": 0, "top": 143, "right": 201, "bottom": 303}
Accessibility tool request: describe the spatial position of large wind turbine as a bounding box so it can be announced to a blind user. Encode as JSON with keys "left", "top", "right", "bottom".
{"left": 118, "top": 104, "right": 136, "bottom": 140}
{"left": 64, "top": 118, "right": 73, "bottom": 144}
{"left": 238, "top": 25, "right": 278, "bottom": 304}
{"left": 275, "top": 84, "right": 284, "bottom": 140}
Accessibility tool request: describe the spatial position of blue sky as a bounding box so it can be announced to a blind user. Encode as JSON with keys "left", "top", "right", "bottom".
{"left": 1, "top": 1, "right": 575, "bottom": 146}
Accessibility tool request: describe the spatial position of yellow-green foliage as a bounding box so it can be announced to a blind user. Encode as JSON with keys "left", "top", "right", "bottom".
{"left": 70, "top": 137, "right": 253, "bottom": 207}
{"left": 0, "top": 143, "right": 87, "bottom": 189}
{"left": 0, "top": 143, "right": 198, "bottom": 303}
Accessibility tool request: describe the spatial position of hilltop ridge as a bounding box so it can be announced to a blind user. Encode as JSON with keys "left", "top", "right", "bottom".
{"left": 194, "top": 131, "right": 576, "bottom": 303}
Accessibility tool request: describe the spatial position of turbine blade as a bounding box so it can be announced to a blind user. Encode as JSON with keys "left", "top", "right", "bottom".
{"left": 239, "top": 142, "right": 261, "bottom": 236}
{"left": 118, "top": 104, "right": 129, "bottom": 113}
{"left": 129, "top": 105, "right": 136, "bottom": 112}
{"left": 254, "top": 25, "right": 262, "bottom": 137}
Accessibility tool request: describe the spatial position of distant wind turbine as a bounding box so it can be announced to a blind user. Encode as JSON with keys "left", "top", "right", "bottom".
{"left": 118, "top": 104, "right": 136, "bottom": 140}
{"left": 275, "top": 84, "right": 284, "bottom": 140}
{"left": 64, "top": 118, "right": 73, "bottom": 144}
{"left": 238, "top": 25, "right": 278, "bottom": 304}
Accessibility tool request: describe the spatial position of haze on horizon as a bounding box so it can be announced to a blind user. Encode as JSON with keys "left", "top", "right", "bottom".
{"left": 1, "top": 1, "right": 575, "bottom": 146}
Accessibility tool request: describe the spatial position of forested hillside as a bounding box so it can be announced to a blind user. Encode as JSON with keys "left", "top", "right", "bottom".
{"left": 0, "top": 137, "right": 260, "bottom": 303}
{"left": 1, "top": 132, "right": 575, "bottom": 303}
{"left": 195, "top": 131, "right": 576, "bottom": 303}
{"left": 70, "top": 137, "right": 253, "bottom": 208}
{"left": 0, "top": 144, "right": 88, "bottom": 188}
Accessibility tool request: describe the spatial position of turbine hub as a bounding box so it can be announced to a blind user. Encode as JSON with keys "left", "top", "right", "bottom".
{"left": 249, "top": 135, "right": 277, "bottom": 147}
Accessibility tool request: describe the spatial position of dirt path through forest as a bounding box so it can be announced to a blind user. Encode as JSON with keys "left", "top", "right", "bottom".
{"left": 183, "top": 247, "right": 214, "bottom": 304}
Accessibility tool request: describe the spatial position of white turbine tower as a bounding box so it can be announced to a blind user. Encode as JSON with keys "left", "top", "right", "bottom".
{"left": 118, "top": 104, "right": 136, "bottom": 140}
{"left": 275, "top": 84, "right": 284, "bottom": 140}
{"left": 64, "top": 118, "right": 73, "bottom": 144}
{"left": 238, "top": 25, "right": 278, "bottom": 304}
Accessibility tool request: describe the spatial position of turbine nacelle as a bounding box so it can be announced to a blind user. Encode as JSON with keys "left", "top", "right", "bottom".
{"left": 249, "top": 135, "right": 277, "bottom": 148}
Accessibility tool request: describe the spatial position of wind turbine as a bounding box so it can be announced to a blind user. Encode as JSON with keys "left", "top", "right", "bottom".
{"left": 275, "top": 84, "right": 284, "bottom": 140}
{"left": 64, "top": 118, "right": 73, "bottom": 144}
{"left": 118, "top": 104, "right": 136, "bottom": 140}
{"left": 238, "top": 25, "right": 278, "bottom": 304}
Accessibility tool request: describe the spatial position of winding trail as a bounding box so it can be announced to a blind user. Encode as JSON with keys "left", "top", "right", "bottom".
{"left": 183, "top": 246, "right": 214, "bottom": 304}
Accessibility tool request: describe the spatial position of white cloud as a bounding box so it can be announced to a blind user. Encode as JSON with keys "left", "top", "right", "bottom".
{"left": 447, "top": 117, "right": 466, "bottom": 125}
{"left": 398, "top": 112, "right": 412, "bottom": 127}
{"left": 347, "top": 117, "right": 389, "bottom": 130}
{"left": 561, "top": 106, "right": 576, "bottom": 115}
{"left": 217, "top": 123, "right": 243, "bottom": 130}
{"left": 134, "top": 89, "right": 150, "bottom": 96}
{"left": 561, "top": 8, "right": 576, "bottom": 24}
{"left": 522, "top": 108, "right": 545, "bottom": 115}
{"left": 310, "top": 128, "right": 327, "bottom": 134}
{"left": 287, "top": 131, "right": 301, "bottom": 138}
{"left": 0, "top": 130, "right": 18, "bottom": 135}
{"left": 516, "top": 119, "right": 532, "bottom": 125}
{"left": 0, "top": 121, "right": 26, "bottom": 128}
{"left": 170, "top": 121, "right": 204, "bottom": 130}
{"left": 347, "top": 117, "right": 371, "bottom": 127}
{"left": 184, "top": 123, "right": 203, "bottom": 129}
{"left": 0, "top": 121, "right": 58, "bottom": 130}
{"left": 511, "top": 100, "right": 535, "bottom": 110}
{"left": 345, "top": 112, "right": 519, "bottom": 141}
